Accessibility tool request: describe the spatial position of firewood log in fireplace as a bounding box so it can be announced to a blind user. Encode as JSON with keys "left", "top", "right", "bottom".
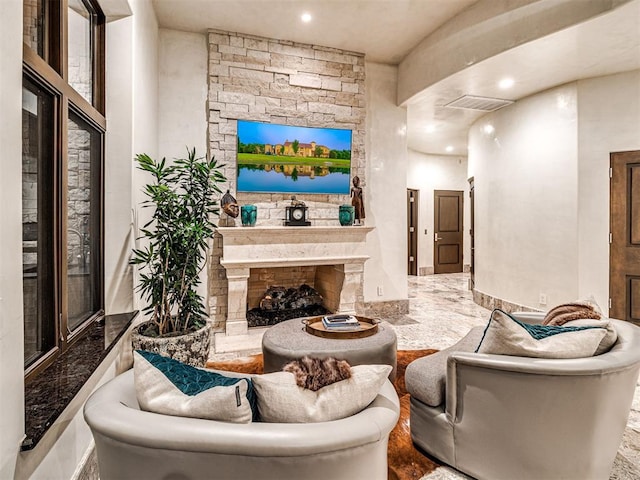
{"left": 258, "top": 284, "right": 324, "bottom": 311}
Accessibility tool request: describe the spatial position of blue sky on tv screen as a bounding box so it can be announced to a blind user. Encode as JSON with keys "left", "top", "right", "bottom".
{"left": 237, "top": 121, "right": 352, "bottom": 151}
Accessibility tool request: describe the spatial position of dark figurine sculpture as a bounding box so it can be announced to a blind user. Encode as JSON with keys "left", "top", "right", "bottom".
{"left": 221, "top": 190, "right": 239, "bottom": 218}
{"left": 290, "top": 195, "right": 305, "bottom": 207}
{"left": 350, "top": 176, "right": 365, "bottom": 225}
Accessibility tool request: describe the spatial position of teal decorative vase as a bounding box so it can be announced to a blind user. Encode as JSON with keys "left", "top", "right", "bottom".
{"left": 241, "top": 205, "right": 257, "bottom": 227}
{"left": 339, "top": 205, "right": 355, "bottom": 226}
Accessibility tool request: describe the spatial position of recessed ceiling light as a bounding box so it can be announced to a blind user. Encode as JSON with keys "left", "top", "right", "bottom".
{"left": 425, "top": 125, "right": 436, "bottom": 133}
{"left": 499, "top": 77, "right": 515, "bottom": 89}
{"left": 445, "top": 145, "right": 454, "bottom": 153}
{"left": 301, "top": 13, "right": 312, "bottom": 22}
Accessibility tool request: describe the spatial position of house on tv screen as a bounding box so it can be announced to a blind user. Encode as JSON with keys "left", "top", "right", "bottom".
{"left": 264, "top": 140, "right": 330, "bottom": 158}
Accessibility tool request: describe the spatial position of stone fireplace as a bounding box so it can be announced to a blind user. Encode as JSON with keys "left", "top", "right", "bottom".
{"left": 214, "top": 225, "right": 373, "bottom": 352}
{"left": 205, "top": 30, "right": 376, "bottom": 353}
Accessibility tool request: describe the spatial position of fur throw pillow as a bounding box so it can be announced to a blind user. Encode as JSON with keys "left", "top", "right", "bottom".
{"left": 543, "top": 301, "right": 602, "bottom": 326}
{"left": 283, "top": 356, "right": 351, "bottom": 391}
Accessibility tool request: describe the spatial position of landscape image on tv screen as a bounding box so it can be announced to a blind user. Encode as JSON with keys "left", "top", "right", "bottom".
{"left": 236, "top": 120, "right": 352, "bottom": 194}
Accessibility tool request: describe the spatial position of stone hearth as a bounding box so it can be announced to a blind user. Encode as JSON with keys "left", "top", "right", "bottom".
{"left": 214, "top": 225, "right": 373, "bottom": 352}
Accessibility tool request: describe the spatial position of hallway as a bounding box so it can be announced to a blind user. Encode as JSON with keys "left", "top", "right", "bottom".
{"left": 392, "top": 273, "right": 488, "bottom": 351}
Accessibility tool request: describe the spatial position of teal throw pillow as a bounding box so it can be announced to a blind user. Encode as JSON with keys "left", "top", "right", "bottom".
{"left": 133, "top": 350, "right": 256, "bottom": 423}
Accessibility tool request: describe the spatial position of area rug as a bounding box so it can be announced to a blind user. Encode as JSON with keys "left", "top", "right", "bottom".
{"left": 207, "top": 349, "right": 441, "bottom": 480}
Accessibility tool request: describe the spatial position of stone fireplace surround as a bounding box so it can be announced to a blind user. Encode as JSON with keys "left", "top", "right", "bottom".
{"left": 205, "top": 30, "right": 388, "bottom": 353}
{"left": 214, "top": 225, "right": 373, "bottom": 353}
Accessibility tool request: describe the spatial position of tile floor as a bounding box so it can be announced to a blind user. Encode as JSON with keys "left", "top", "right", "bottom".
{"left": 210, "top": 272, "right": 640, "bottom": 479}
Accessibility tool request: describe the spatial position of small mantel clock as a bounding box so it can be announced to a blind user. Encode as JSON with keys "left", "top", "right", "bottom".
{"left": 285, "top": 205, "right": 311, "bottom": 226}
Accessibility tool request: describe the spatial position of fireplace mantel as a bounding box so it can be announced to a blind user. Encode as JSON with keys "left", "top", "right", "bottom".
{"left": 217, "top": 225, "right": 374, "bottom": 269}
{"left": 215, "top": 225, "right": 374, "bottom": 349}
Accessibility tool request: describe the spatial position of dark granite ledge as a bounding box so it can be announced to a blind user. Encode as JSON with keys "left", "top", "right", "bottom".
{"left": 22, "top": 311, "right": 138, "bottom": 451}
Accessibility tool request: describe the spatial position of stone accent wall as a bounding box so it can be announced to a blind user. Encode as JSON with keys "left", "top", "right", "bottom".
{"left": 206, "top": 29, "right": 366, "bottom": 209}
{"left": 67, "top": 122, "right": 92, "bottom": 268}
{"left": 23, "top": 0, "right": 40, "bottom": 52}
{"left": 207, "top": 30, "right": 366, "bottom": 330}
{"left": 208, "top": 232, "right": 226, "bottom": 330}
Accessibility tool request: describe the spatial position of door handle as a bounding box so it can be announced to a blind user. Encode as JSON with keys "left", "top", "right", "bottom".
{"left": 435, "top": 233, "right": 442, "bottom": 242}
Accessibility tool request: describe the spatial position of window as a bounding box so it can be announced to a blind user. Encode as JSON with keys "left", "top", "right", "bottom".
{"left": 68, "top": 0, "right": 95, "bottom": 104}
{"left": 66, "top": 110, "right": 103, "bottom": 331}
{"left": 22, "top": 78, "right": 56, "bottom": 366}
{"left": 22, "top": 0, "right": 105, "bottom": 380}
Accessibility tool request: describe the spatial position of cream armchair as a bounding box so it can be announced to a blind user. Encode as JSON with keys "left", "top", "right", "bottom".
{"left": 84, "top": 368, "right": 399, "bottom": 480}
{"left": 406, "top": 313, "right": 640, "bottom": 480}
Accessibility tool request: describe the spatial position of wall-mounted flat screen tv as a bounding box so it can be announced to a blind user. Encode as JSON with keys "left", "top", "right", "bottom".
{"left": 236, "top": 120, "right": 352, "bottom": 194}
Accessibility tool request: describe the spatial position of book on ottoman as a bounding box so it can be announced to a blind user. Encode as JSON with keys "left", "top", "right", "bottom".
{"left": 322, "top": 314, "right": 359, "bottom": 330}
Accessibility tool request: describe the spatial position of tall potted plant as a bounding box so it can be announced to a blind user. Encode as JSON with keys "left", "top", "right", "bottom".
{"left": 130, "top": 148, "right": 226, "bottom": 366}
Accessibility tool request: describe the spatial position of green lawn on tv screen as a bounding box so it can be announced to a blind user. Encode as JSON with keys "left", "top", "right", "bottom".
{"left": 237, "top": 153, "right": 350, "bottom": 167}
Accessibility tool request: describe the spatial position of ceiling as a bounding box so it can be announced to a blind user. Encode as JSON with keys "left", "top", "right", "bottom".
{"left": 152, "top": 0, "right": 640, "bottom": 156}
{"left": 152, "top": 0, "right": 479, "bottom": 64}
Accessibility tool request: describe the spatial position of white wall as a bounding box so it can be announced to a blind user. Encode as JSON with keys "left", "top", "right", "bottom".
{"left": 577, "top": 70, "right": 640, "bottom": 307}
{"left": 468, "top": 83, "right": 579, "bottom": 309}
{"left": 0, "top": 0, "right": 25, "bottom": 477}
{"left": 158, "top": 29, "right": 208, "bottom": 160}
{"left": 469, "top": 72, "right": 640, "bottom": 312}
{"left": 104, "top": 13, "right": 134, "bottom": 314}
{"left": 407, "top": 151, "right": 470, "bottom": 273}
{"left": 158, "top": 29, "right": 209, "bottom": 307}
{"left": 130, "top": 0, "right": 160, "bottom": 315}
{"left": 364, "top": 62, "right": 408, "bottom": 302}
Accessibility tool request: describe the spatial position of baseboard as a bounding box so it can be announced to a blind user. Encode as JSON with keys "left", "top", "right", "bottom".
{"left": 472, "top": 288, "right": 541, "bottom": 314}
{"left": 417, "top": 265, "right": 470, "bottom": 276}
{"left": 362, "top": 299, "right": 410, "bottom": 317}
{"left": 72, "top": 442, "right": 98, "bottom": 480}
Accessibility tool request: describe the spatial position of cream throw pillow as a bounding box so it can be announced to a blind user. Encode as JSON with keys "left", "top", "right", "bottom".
{"left": 476, "top": 309, "right": 607, "bottom": 359}
{"left": 563, "top": 318, "right": 618, "bottom": 355}
{"left": 252, "top": 364, "right": 392, "bottom": 423}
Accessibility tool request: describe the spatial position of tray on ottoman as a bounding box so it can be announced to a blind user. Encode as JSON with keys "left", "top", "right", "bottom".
{"left": 303, "top": 315, "right": 379, "bottom": 339}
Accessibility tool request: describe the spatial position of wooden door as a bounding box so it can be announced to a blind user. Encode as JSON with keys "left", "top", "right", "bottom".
{"left": 468, "top": 177, "right": 475, "bottom": 289}
{"left": 610, "top": 150, "right": 640, "bottom": 323}
{"left": 434, "top": 190, "right": 463, "bottom": 274}
{"left": 407, "top": 189, "right": 418, "bottom": 275}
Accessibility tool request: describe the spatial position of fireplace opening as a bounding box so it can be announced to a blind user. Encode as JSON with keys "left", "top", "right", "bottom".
{"left": 246, "top": 284, "right": 330, "bottom": 327}
{"left": 244, "top": 265, "right": 344, "bottom": 328}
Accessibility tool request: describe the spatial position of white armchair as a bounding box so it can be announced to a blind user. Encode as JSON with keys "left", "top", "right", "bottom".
{"left": 406, "top": 314, "right": 640, "bottom": 480}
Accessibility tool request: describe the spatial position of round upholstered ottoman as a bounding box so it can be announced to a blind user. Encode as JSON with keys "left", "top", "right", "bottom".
{"left": 262, "top": 318, "right": 397, "bottom": 379}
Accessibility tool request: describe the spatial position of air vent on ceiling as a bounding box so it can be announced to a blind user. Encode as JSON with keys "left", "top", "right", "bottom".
{"left": 444, "top": 95, "right": 514, "bottom": 112}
